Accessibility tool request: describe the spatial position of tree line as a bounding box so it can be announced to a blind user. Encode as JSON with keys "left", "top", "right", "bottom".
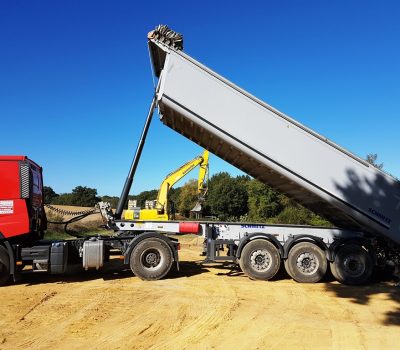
{"left": 172, "top": 173, "right": 331, "bottom": 225}
{"left": 43, "top": 153, "right": 384, "bottom": 225}
{"left": 43, "top": 174, "right": 330, "bottom": 226}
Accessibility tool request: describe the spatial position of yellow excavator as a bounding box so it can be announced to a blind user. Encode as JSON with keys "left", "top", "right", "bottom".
{"left": 124, "top": 150, "right": 209, "bottom": 221}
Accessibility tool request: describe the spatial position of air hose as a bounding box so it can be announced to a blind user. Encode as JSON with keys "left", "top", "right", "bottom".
{"left": 44, "top": 204, "right": 100, "bottom": 238}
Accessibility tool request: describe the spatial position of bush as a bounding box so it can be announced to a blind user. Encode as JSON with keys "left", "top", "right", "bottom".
{"left": 271, "top": 205, "right": 330, "bottom": 226}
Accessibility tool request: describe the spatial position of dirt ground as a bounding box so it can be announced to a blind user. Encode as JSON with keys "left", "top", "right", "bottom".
{"left": 0, "top": 235, "right": 399, "bottom": 350}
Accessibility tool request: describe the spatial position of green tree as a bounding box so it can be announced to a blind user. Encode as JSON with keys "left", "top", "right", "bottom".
{"left": 206, "top": 172, "right": 248, "bottom": 220}
{"left": 129, "top": 189, "right": 158, "bottom": 208}
{"left": 43, "top": 186, "right": 58, "bottom": 204}
{"left": 52, "top": 187, "right": 99, "bottom": 206}
{"left": 169, "top": 187, "right": 182, "bottom": 212}
{"left": 366, "top": 153, "right": 383, "bottom": 170}
{"left": 247, "top": 179, "right": 282, "bottom": 221}
{"left": 272, "top": 196, "right": 330, "bottom": 226}
{"left": 101, "top": 195, "right": 119, "bottom": 208}
{"left": 52, "top": 193, "right": 74, "bottom": 205}
{"left": 71, "top": 186, "right": 100, "bottom": 206}
{"left": 177, "top": 179, "right": 198, "bottom": 217}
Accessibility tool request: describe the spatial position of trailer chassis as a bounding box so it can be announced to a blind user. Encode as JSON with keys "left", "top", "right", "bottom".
{"left": 2, "top": 207, "right": 398, "bottom": 285}
{"left": 99, "top": 199, "right": 386, "bottom": 285}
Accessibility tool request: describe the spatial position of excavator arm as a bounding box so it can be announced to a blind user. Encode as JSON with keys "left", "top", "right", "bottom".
{"left": 124, "top": 150, "right": 209, "bottom": 221}
{"left": 155, "top": 150, "right": 209, "bottom": 213}
{"left": 190, "top": 150, "right": 209, "bottom": 217}
{"left": 197, "top": 150, "right": 209, "bottom": 197}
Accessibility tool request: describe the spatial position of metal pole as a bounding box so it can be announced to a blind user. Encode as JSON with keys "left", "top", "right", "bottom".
{"left": 114, "top": 96, "right": 157, "bottom": 219}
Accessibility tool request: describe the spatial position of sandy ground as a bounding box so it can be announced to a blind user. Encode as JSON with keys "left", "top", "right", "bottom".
{"left": 0, "top": 235, "right": 399, "bottom": 350}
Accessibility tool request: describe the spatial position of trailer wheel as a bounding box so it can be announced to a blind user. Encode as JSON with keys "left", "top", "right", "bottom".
{"left": 330, "top": 244, "right": 373, "bottom": 285}
{"left": 285, "top": 242, "right": 327, "bottom": 283}
{"left": 239, "top": 239, "right": 281, "bottom": 280}
{"left": 130, "top": 238, "right": 173, "bottom": 281}
{"left": 0, "top": 246, "right": 10, "bottom": 286}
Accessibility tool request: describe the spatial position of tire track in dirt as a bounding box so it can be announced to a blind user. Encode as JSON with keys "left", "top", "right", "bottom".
{"left": 201, "top": 279, "right": 308, "bottom": 349}
{"left": 18, "top": 291, "right": 57, "bottom": 322}
{"left": 151, "top": 275, "right": 239, "bottom": 350}
{"left": 322, "top": 282, "right": 399, "bottom": 350}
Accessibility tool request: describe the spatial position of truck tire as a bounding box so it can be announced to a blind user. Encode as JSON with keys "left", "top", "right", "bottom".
{"left": 285, "top": 242, "right": 327, "bottom": 283}
{"left": 330, "top": 244, "right": 373, "bottom": 285}
{"left": 239, "top": 239, "right": 281, "bottom": 281}
{"left": 130, "top": 238, "right": 173, "bottom": 281}
{"left": 0, "top": 246, "right": 10, "bottom": 286}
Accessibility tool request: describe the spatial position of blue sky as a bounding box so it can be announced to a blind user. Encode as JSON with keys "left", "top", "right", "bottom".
{"left": 1, "top": 1, "right": 399, "bottom": 196}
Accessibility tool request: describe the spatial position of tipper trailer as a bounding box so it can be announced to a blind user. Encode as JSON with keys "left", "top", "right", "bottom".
{"left": 0, "top": 25, "right": 399, "bottom": 286}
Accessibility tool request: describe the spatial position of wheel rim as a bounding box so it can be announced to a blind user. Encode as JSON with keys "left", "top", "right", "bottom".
{"left": 343, "top": 254, "right": 365, "bottom": 278}
{"left": 296, "top": 252, "right": 319, "bottom": 275}
{"left": 141, "top": 248, "right": 162, "bottom": 269}
{"left": 250, "top": 249, "right": 272, "bottom": 272}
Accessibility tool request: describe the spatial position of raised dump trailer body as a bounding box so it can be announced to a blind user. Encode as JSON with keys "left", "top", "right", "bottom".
{"left": 149, "top": 40, "right": 400, "bottom": 245}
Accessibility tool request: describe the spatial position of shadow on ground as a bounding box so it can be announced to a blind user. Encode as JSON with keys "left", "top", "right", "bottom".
{"left": 325, "top": 281, "right": 400, "bottom": 325}
{"left": 13, "top": 261, "right": 132, "bottom": 287}
{"left": 325, "top": 268, "right": 400, "bottom": 326}
{"left": 330, "top": 168, "right": 400, "bottom": 326}
{"left": 10, "top": 259, "right": 210, "bottom": 287}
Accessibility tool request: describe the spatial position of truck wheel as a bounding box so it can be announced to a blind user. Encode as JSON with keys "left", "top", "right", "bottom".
{"left": 330, "top": 244, "right": 373, "bottom": 285}
{"left": 239, "top": 239, "right": 281, "bottom": 280}
{"left": 130, "top": 238, "right": 173, "bottom": 281}
{"left": 285, "top": 242, "right": 327, "bottom": 283}
{"left": 0, "top": 246, "right": 10, "bottom": 286}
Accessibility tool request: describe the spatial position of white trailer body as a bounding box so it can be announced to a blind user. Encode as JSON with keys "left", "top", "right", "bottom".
{"left": 149, "top": 39, "right": 400, "bottom": 245}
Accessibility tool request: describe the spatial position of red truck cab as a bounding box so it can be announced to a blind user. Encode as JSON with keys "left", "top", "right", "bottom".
{"left": 0, "top": 156, "right": 46, "bottom": 241}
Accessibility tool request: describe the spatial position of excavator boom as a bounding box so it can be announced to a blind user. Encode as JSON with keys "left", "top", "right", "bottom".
{"left": 125, "top": 150, "right": 209, "bottom": 221}
{"left": 156, "top": 150, "right": 209, "bottom": 211}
